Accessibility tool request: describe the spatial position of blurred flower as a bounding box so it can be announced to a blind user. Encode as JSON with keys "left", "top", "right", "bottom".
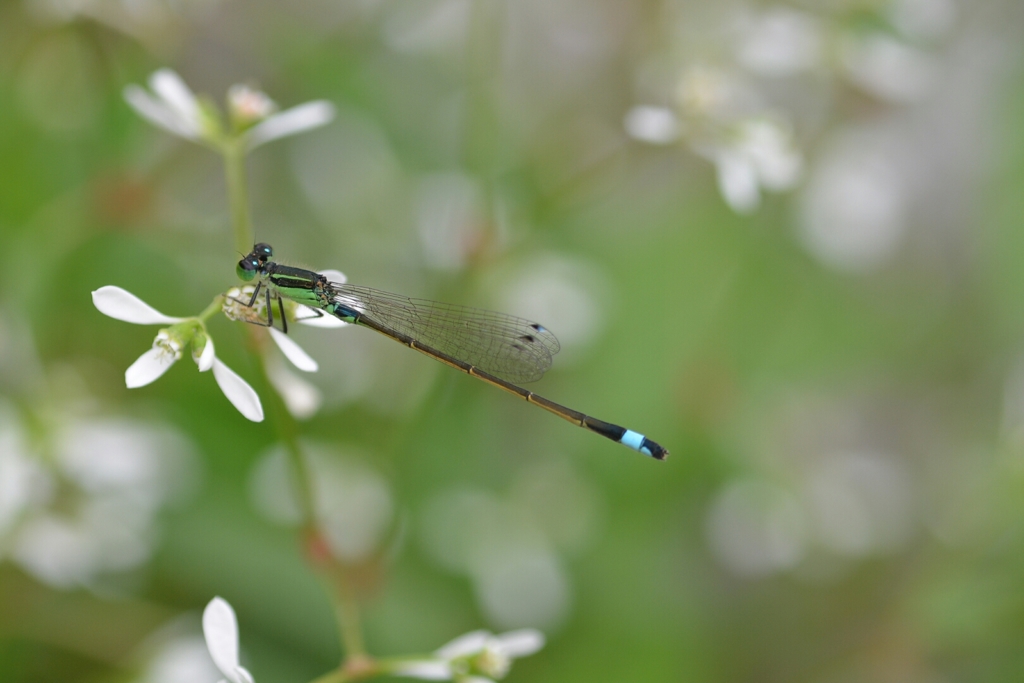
{"left": 0, "top": 423, "right": 51, "bottom": 538}
{"left": 416, "top": 172, "right": 487, "bottom": 272}
{"left": 626, "top": 0, "right": 959, "bottom": 216}
{"left": 797, "top": 130, "right": 906, "bottom": 272}
{"left": 249, "top": 442, "right": 394, "bottom": 562}
{"left": 419, "top": 461, "right": 601, "bottom": 630}
{"left": 734, "top": 7, "right": 823, "bottom": 77}
{"left": 623, "top": 105, "right": 680, "bottom": 144}
{"left": 203, "top": 597, "right": 254, "bottom": 683}
{"left": 124, "top": 69, "right": 207, "bottom": 142}
{"left": 805, "top": 451, "right": 914, "bottom": 557}
{"left": 627, "top": 66, "right": 802, "bottom": 214}
{"left": 840, "top": 32, "right": 938, "bottom": 103}
{"left": 396, "top": 629, "right": 545, "bottom": 682}
{"left": 887, "top": 0, "right": 957, "bottom": 41}
{"left": 706, "top": 480, "right": 806, "bottom": 578}
{"left": 92, "top": 286, "right": 263, "bottom": 421}
{"left": 136, "top": 634, "right": 221, "bottom": 683}
{"left": 0, "top": 401, "right": 196, "bottom": 589}
{"left": 700, "top": 117, "right": 803, "bottom": 214}
{"left": 264, "top": 353, "right": 323, "bottom": 420}
{"left": 124, "top": 69, "right": 335, "bottom": 150}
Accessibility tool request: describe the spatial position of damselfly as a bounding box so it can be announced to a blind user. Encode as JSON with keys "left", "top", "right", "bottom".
{"left": 235, "top": 243, "right": 667, "bottom": 460}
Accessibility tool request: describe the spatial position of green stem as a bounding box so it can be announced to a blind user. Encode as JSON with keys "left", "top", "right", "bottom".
{"left": 223, "top": 140, "right": 254, "bottom": 255}
{"left": 334, "top": 576, "right": 368, "bottom": 661}
{"left": 197, "top": 295, "right": 224, "bottom": 323}
{"left": 220, "top": 130, "right": 371, "bottom": 671}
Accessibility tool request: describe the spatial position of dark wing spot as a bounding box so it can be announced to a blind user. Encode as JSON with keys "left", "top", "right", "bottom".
{"left": 520, "top": 334, "right": 536, "bottom": 343}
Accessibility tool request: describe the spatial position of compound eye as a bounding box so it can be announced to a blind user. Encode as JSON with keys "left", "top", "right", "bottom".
{"left": 254, "top": 242, "right": 273, "bottom": 260}
{"left": 236, "top": 258, "right": 257, "bottom": 282}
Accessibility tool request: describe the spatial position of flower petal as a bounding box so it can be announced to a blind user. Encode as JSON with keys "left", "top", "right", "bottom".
{"left": 462, "top": 677, "right": 495, "bottom": 683}
{"left": 245, "top": 100, "right": 335, "bottom": 149}
{"left": 319, "top": 269, "right": 347, "bottom": 285}
{"left": 203, "top": 597, "right": 241, "bottom": 679}
{"left": 436, "top": 630, "right": 489, "bottom": 660}
{"left": 714, "top": 150, "right": 761, "bottom": 214}
{"left": 266, "top": 358, "right": 322, "bottom": 419}
{"left": 739, "top": 120, "right": 802, "bottom": 191}
{"left": 93, "top": 286, "right": 185, "bottom": 324}
{"left": 231, "top": 666, "right": 255, "bottom": 683}
{"left": 195, "top": 335, "right": 216, "bottom": 372}
{"left": 295, "top": 305, "right": 347, "bottom": 328}
{"left": 392, "top": 660, "right": 454, "bottom": 680}
{"left": 268, "top": 328, "right": 319, "bottom": 372}
{"left": 149, "top": 69, "right": 202, "bottom": 135}
{"left": 212, "top": 359, "right": 264, "bottom": 422}
{"left": 124, "top": 85, "right": 198, "bottom": 139}
{"left": 125, "top": 347, "right": 178, "bottom": 388}
{"left": 494, "top": 629, "right": 545, "bottom": 658}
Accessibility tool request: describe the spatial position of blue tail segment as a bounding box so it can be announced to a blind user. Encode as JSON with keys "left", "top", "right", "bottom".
{"left": 619, "top": 429, "right": 666, "bottom": 460}
{"left": 583, "top": 417, "right": 668, "bottom": 460}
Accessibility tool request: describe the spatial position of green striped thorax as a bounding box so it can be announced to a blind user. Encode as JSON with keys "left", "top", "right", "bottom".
{"left": 234, "top": 242, "right": 337, "bottom": 316}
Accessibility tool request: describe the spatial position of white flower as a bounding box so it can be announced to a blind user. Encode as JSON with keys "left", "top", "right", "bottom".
{"left": 203, "top": 597, "right": 255, "bottom": 683}
{"left": 124, "top": 68, "right": 335, "bottom": 150}
{"left": 702, "top": 118, "right": 803, "bottom": 214}
{"left": 396, "top": 629, "right": 544, "bottom": 682}
{"left": 92, "top": 286, "right": 264, "bottom": 422}
{"left": 626, "top": 63, "right": 802, "bottom": 215}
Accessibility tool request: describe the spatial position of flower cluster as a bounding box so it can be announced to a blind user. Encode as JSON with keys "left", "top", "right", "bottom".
{"left": 625, "top": 1, "right": 954, "bottom": 215}
{"left": 92, "top": 285, "right": 342, "bottom": 422}
{"left": 396, "top": 629, "right": 545, "bottom": 683}
{"left": 0, "top": 398, "right": 194, "bottom": 589}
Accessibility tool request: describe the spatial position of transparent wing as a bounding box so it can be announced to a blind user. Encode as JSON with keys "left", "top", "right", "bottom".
{"left": 328, "top": 283, "right": 560, "bottom": 383}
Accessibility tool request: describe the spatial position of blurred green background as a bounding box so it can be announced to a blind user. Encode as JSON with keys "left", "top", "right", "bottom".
{"left": 3, "top": 0, "right": 1024, "bottom": 681}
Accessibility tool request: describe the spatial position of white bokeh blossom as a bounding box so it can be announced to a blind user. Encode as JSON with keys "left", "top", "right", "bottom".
{"left": 701, "top": 117, "right": 803, "bottom": 214}
{"left": 396, "top": 629, "right": 545, "bottom": 682}
{"left": 92, "top": 286, "right": 264, "bottom": 422}
{"left": 624, "top": 0, "right": 956, "bottom": 216}
{"left": 124, "top": 68, "right": 335, "bottom": 150}
{"left": 626, "top": 66, "right": 803, "bottom": 214}
{"left": 249, "top": 441, "right": 393, "bottom": 562}
{"left": 0, "top": 400, "right": 196, "bottom": 589}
